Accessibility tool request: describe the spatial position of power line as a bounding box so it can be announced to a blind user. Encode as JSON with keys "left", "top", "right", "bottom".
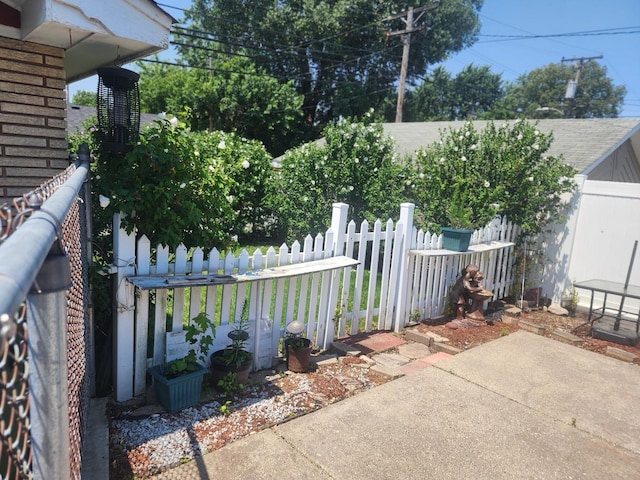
{"left": 172, "top": 23, "right": 391, "bottom": 60}
{"left": 169, "top": 25, "right": 401, "bottom": 85}
{"left": 478, "top": 27, "right": 640, "bottom": 43}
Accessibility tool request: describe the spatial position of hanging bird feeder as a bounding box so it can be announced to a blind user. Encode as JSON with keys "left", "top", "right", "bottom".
{"left": 96, "top": 67, "right": 140, "bottom": 153}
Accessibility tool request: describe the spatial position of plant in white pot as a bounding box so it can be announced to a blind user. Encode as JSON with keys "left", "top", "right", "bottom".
{"left": 148, "top": 312, "right": 215, "bottom": 412}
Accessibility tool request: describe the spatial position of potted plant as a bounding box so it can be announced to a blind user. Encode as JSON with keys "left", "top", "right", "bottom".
{"left": 283, "top": 320, "right": 313, "bottom": 373}
{"left": 441, "top": 184, "right": 475, "bottom": 252}
{"left": 210, "top": 315, "right": 253, "bottom": 391}
{"left": 148, "top": 312, "right": 215, "bottom": 412}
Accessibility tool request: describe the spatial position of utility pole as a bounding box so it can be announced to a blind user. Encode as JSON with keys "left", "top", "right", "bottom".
{"left": 386, "top": 2, "right": 439, "bottom": 123}
{"left": 561, "top": 55, "right": 603, "bottom": 118}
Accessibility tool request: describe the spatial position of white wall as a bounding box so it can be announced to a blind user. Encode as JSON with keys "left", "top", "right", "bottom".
{"left": 536, "top": 175, "right": 586, "bottom": 303}
{"left": 568, "top": 180, "right": 640, "bottom": 314}
{"left": 538, "top": 178, "right": 640, "bottom": 316}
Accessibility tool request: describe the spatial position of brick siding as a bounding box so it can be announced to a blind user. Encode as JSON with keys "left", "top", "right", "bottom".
{"left": 0, "top": 36, "right": 68, "bottom": 200}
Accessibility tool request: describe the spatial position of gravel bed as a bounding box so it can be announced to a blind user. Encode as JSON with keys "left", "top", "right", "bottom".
{"left": 110, "top": 360, "right": 389, "bottom": 478}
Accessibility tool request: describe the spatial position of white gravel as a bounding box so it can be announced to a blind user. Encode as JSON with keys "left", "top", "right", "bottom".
{"left": 112, "top": 375, "right": 319, "bottom": 475}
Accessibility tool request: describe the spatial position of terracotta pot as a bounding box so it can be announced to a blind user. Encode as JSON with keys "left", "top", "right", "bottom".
{"left": 209, "top": 349, "right": 252, "bottom": 389}
{"left": 285, "top": 338, "right": 312, "bottom": 373}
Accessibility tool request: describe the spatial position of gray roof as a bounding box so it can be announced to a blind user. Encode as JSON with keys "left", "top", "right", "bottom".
{"left": 66, "top": 103, "right": 159, "bottom": 134}
{"left": 381, "top": 118, "right": 640, "bottom": 174}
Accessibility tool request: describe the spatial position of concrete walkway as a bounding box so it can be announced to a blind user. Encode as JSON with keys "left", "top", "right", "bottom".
{"left": 152, "top": 331, "right": 640, "bottom": 479}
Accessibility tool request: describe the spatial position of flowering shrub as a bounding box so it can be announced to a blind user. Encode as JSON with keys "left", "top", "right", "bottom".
{"left": 69, "top": 113, "right": 277, "bottom": 249}
{"left": 190, "top": 130, "right": 276, "bottom": 242}
{"left": 93, "top": 114, "right": 238, "bottom": 248}
{"left": 271, "top": 110, "right": 413, "bottom": 242}
{"left": 413, "top": 120, "right": 577, "bottom": 235}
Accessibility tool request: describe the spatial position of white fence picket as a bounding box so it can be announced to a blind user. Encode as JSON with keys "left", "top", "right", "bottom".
{"left": 365, "top": 219, "right": 382, "bottom": 331}
{"left": 113, "top": 213, "right": 136, "bottom": 402}
{"left": 152, "top": 245, "right": 169, "bottom": 366}
{"left": 134, "top": 235, "right": 150, "bottom": 396}
{"left": 188, "top": 247, "right": 205, "bottom": 322}
{"left": 351, "top": 220, "right": 368, "bottom": 335}
{"left": 171, "top": 244, "right": 188, "bottom": 331}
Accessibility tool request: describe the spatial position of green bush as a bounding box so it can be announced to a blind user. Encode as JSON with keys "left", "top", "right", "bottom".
{"left": 271, "top": 110, "right": 414, "bottom": 243}
{"left": 413, "top": 120, "right": 577, "bottom": 235}
{"left": 191, "top": 130, "right": 277, "bottom": 243}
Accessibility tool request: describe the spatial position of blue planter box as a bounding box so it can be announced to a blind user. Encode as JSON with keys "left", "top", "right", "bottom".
{"left": 441, "top": 227, "right": 474, "bottom": 252}
{"left": 149, "top": 364, "right": 207, "bottom": 412}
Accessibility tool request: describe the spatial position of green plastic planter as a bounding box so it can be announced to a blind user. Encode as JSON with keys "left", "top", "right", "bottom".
{"left": 441, "top": 227, "right": 474, "bottom": 252}
{"left": 149, "top": 364, "right": 207, "bottom": 412}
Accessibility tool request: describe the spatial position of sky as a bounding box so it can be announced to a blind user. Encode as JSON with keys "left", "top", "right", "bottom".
{"left": 67, "top": 0, "right": 640, "bottom": 117}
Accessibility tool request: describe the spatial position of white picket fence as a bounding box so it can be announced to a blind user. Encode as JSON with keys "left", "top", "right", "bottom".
{"left": 112, "top": 202, "right": 518, "bottom": 401}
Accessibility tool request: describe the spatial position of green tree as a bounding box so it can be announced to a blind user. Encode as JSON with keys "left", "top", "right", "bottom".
{"left": 401, "top": 66, "right": 454, "bottom": 121}
{"left": 71, "top": 89, "right": 96, "bottom": 107}
{"left": 400, "top": 64, "right": 502, "bottom": 121}
{"left": 492, "top": 61, "right": 626, "bottom": 119}
{"left": 272, "top": 110, "right": 413, "bottom": 243}
{"left": 138, "top": 57, "right": 304, "bottom": 156}
{"left": 183, "top": 0, "right": 483, "bottom": 127}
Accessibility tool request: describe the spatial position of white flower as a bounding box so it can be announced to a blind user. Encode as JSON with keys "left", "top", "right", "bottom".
{"left": 484, "top": 181, "right": 490, "bottom": 187}
{"left": 517, "top": 134, "right": 523, "bottom": 141}
{"left": 439, "top": 157, "right": 446, "bottom": 163}
{"left": 418, "top": 173, "right": 425, "bottom": 179}
{"left": 528, "top": 176, "right": 534, "bottom": 182}
{"left": 461, "top": 156, "right": 467, "bottom": 162}
{"left": 354, "top": 158, "right": 359, "bottom": 163}
{"left": 453, "top": 146, "right": 459, "bottom": 152}
{"left": 180, "top": 183, "right": 186, "bottom": 188}
{"left": 169, "top": 116, "right": 179, "bottom": 127}
{"left": 164, "top": 148, "right": 169, "bottom": 153}
{"left": 470, "top": 144, "right": 477, "bottom": 150}
{"left": 242, "top": 160, "right": 250, "bottom": 169}
{"left": 532, "top": 144, "right": 539, "bottom": 150}
{"left": 349, "top": 185, "right": 354, "bottom": 191}
{"left": 534, "top": 130, "right": 540, "bottom": 136}
{"left": 218, "top": 140, "right": 226, "bottom": 149}
{"left": 194, "top": 151, "right": 199, "bottom": 156}
{"left": 458, "top": 135, "right": 463, "bottom": 140}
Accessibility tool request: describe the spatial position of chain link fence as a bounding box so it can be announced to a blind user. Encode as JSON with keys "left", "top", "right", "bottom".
{"left": 0, "top": 155, "right": 91, "bottom": 479}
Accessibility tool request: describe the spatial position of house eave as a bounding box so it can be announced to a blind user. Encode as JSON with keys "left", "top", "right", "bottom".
{"left": 1, "top": 0, "right": 175, "bottom": 82}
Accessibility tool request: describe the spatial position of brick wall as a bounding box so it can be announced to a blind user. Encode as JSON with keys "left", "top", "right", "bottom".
{"left": 0, "top": 36, "right": 68, "bottom": 200}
